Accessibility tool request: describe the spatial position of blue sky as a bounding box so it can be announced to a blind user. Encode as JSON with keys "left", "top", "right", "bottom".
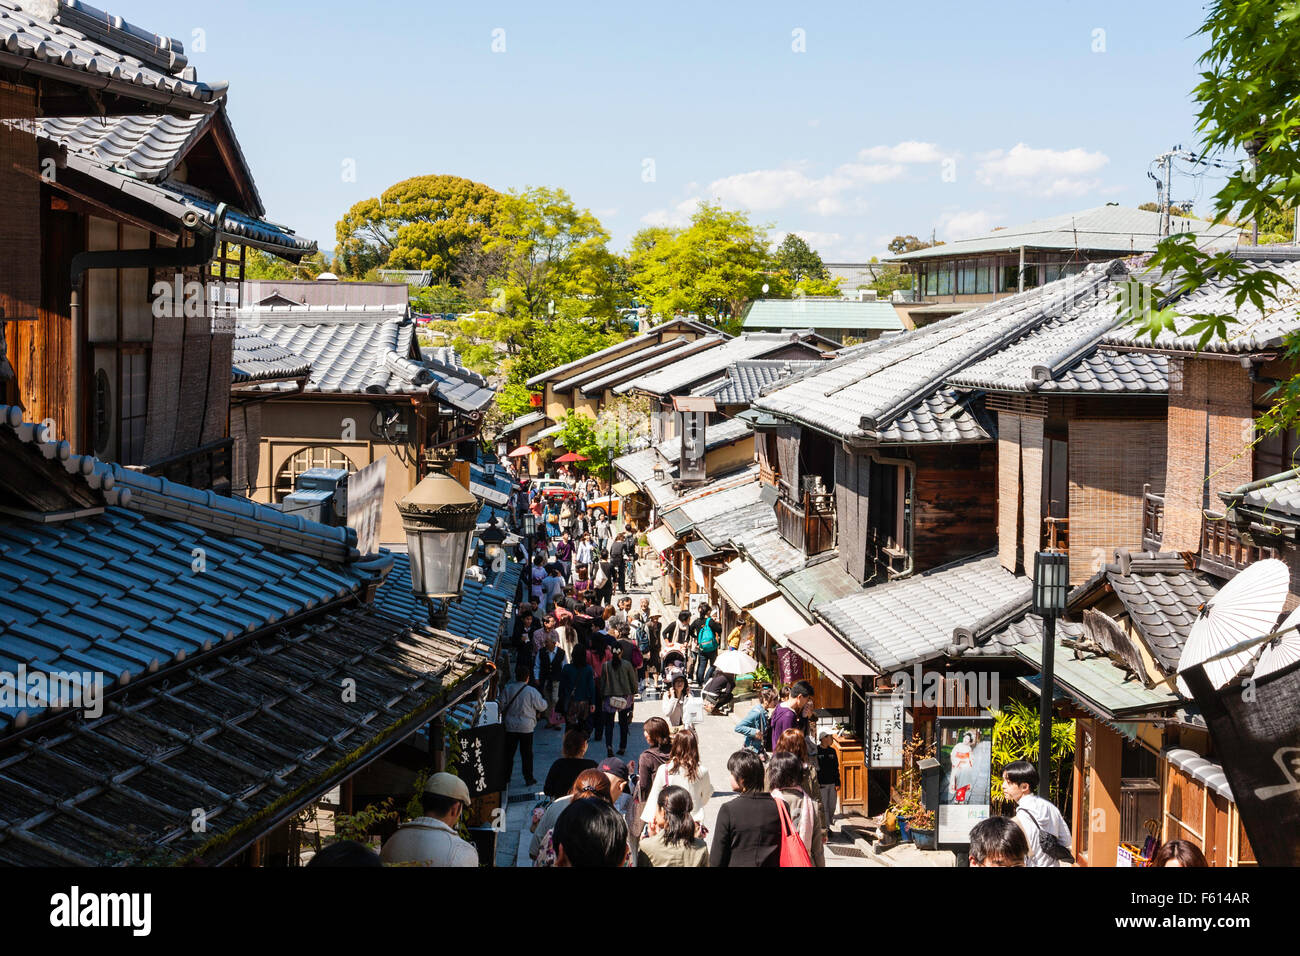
{"left": 125, "top": 0, "right": 1226, "bottom": 261}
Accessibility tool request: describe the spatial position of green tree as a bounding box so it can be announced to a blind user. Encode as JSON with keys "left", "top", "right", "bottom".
{"left": 989, "top": 700, "right": 1075, "bottom": 811}
{"left": 772, "top": 233, "right": 829, "bottom": 284}
{"left": 1121, "top": 1, "right": 1300, "bottom": 437}
{"left": 629, "top": 202, "right": 771, "bottom": 324}
{"left": 555, "top": 410, "right": 615, "bottom": 474}
{"left": 869, "top": 267, "right": 913, "bottom": 298}
{"left": 409, "top": 284, "right": 476, "bottom": 315}
{"left": 334, "top": 175, "right": 502, "bottom": 282}
{"left": 485, "top": 186, "right": 618, "bottom": 323}
{"left": 887, "top": 234, "right": 942, "bottom": 255}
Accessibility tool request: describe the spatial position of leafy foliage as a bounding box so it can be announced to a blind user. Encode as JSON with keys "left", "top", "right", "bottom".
{"left": 334, "top": 174, "right": 502, "bottom": 282}
{"left": 989, "top": 699, "right": 1075, "bottom": 811}
{"left": 772, "top": 233, "right": 829, "bottom": 283}
{"left": 887, "top": 234, "right": 943, "bottom": 255}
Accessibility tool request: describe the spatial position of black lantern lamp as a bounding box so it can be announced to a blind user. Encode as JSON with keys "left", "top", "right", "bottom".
{"left": 397, "top": 469, "right": 480, "bottom": 629}
{"left": 522, "top": 512, "right": 539, "bottom": 538}
{"left": 1031, "top": 550, "right": 1069, "bottom": 799}
{"left": 480, "top": 517, "right": 508, "bottom": 572}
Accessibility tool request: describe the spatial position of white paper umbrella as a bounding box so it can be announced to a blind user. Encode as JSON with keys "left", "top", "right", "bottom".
{"left": 1177, "top": 558, "right": 1290, "bottom": 696}
{"left": 1256, "top": 604, "right": 1300, "bottom": 679}
{"left": 714, "top": 649, "right": 758, "bottom": 675}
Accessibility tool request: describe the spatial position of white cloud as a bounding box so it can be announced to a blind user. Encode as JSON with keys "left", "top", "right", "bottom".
{"left": 703, "top": 162, "right": 900, "bottom": 214}
{"left": 859, "top": 141, "right": 948, "bottom": 164}
{"left": 938, "top": 208, "right": 1000, "bottom": 240}
{"left": 789, "top": 230, "right": 843, "bottom": 252}
{"left": 976, "top": 143, "right": 1109, "bottom": 197}
{"left": 640, "top": 196, "right": 700, "bottom": 228}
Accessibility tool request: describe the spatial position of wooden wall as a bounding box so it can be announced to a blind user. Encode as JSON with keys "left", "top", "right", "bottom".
{"left": 911, "top": 443, "right": 997, "bottom": 572}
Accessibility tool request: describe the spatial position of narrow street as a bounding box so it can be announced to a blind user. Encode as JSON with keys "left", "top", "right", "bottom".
{"left": 495, "top": 554, "right": 955, "bottom": 867}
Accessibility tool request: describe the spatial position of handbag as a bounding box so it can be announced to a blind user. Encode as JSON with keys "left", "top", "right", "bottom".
{"left": 608, "top": 696, "right": 629, "bottom": 710}
{"left": 593, "top": 566, "right": 609, "bottom": 589}
{"left": 773, "top": 795, "right": 813, "bottom": 867}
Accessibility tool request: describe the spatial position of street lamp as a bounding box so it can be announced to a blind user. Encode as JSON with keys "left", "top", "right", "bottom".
{"left": 522, "top": 512, "right": 538, "bottom": 538}
{"left": 397, "top": 469, "right": 480, "bottom": 629}
{"left": 480, "top": 517, "right": 508, "bottom": 573}
{"left": 1032, "top": 550, "right": 1069, "bottom": 800}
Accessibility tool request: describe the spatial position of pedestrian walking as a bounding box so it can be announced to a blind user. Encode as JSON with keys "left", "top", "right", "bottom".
{"left": 635, "top": 716, "right": 673, "bottom": 811}
{"left": 543, "top": 729, "right": 598, "bottom": 798}
{"left": 557, "top": 645, "right": 596, "bottom": 736}
{"left": 816, "top": 733, "right": 842, "bottom": 829}
{"left": 500, "top": 664, "right": 549, "bottom": 788}
{"left": 1001, "top": 760, "right": 1074, "bottom": 866}
{"left": 689, "top": 603, "right": 719, "bottom": 685}
{"left": 532, "top": 768, "right": 634, "bottom": 867}
{"left": 710, "top": 750, "right": 782, "bottom": 868}
{"left": 598, "top": 643, "right": 638, "bottom": 757}
{"left": 774, "top": 728, "right": 827, "bottom": 845}
{"left": 637, "top": 785, "right": 709, "bottom": 867}
{"left": 609, "top": 532, "right": 628, "bottom": 594}
{"left": 593, "top": 555, "right": 614, "bottom": 606}
{"left": 380, "top": 773, "right": 478, "bottom": 867}
{"left": 535, "top": 631, "right": 566, "bottom": 728}
{"left": 660, "top": 672, "right": 699, "bottom": 733}
{"left": 769, "top": 679, "right": 814, "bottom": 742}
{"left": 735, "top": 687, "right": 777, "bottom": 754}
{"left": 641, "top": 727, "right": 712, "bottom": 832}
{"left": 768, "top": 751, "right": 825, "bottom": 867}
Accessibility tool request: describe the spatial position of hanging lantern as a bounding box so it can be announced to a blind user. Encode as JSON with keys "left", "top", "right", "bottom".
{"left": 396, "top": 470, "right": 480, "bottom": 600}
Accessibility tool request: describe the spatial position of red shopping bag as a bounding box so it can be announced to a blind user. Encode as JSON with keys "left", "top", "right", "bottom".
{"left": 773, "top": 795, "right": 813, "bottom": 868}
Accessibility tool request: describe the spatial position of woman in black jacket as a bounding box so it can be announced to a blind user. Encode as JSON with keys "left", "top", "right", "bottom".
{"left": 710, "top": 750, "right": 782, "bottom": 868}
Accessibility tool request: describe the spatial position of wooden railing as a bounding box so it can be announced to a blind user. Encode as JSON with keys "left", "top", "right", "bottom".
{"left": 759, "top": 462, "right": 779, "bottom": 487}
{"left": 1199, "top": 510, "right": 1277, "bottom": 578}
{"left": 144, "top": 437, "right": 233, "bottom": 493}
{"left": 775, "top": 491, "right": 836, "bottom": 556}
{"left": 1142, "top": 485, "right": 1164, "bottom": 553}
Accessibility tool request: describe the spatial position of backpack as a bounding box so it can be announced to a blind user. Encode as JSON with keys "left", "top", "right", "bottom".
{"left": 697, "top": 617, "right": 718, "bottom": 653}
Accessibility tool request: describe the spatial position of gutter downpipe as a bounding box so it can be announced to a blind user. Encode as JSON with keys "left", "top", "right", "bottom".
{"left": 68, "top": 205, "right": 226, "bottom": 454}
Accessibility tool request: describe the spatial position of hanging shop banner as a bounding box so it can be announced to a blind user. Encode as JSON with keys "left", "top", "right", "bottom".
{"left": 776, "top": 647, "right": 805, "bottom": 687}
{"left": 346, "top": 456, "right": 388, "bottom": 557}
{"left": 453, "top": 723, "right": 508, "bottom": 797}
{"left": 868, "top": 695, "right": 906, "bottom": 769}
{"left": 936, "top": 716, "right": 993, "bottom": 850}
{"left": 1182, "top": 658, "right": 1300, "bottom": 866}
{"left": 679, "top": 411, "right": 707, "bottom": 482}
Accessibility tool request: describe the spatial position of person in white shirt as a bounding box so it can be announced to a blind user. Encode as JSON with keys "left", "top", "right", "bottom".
{"left": 641, "top": 727, "right": 712, "bottom": 827}
{"left": 501, "top": 666, "right": 551, "bottom": 787}
{"left": 380, "top": 773, "right": 479, "bottom": 867}
{"left": 1001, "top": 760, "right": 1073, "bottom": 867}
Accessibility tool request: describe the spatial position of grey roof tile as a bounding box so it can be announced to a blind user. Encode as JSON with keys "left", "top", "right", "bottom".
{"left": 524, "top": 318, "right": 717, "bottom": 387}
{"left": 739, "top": 528, "right": 806, "bottom": 580}
{"left": 694, "top": 500, "right": 775, "bottom": 550}
{"left": 755, "top": 266, "right": 1121, "bottom": 441}
{"left": 231, "top": 329, "right": 311, "bottom": 383}
{"left": 35, "top": 113, "right": 206, "bottom": 181}
{"left": 743, "top": 298, "right": 904, "bottom": 332}
{"left": 781, "top": 558, "right": 863, "bottom": 614}
{"left": 692, "top": 359, "right": 827, "bottom": 405}
{"left": 1016, "top": 629, "right": 1182, "bottom": 718}
{"left": 619, "top": 332, "right": 827, "bottom": 397}
{"left": 582, "top": 336, "right": 724, "bottom": 395}
{"left": 655, "top": 416, "right": 753, "bottom": 463}
{"left": 817, "top": 553, "right": 1029, "bottom": 672}
{"left": 1223, "top": 467, "right": 1300, "bottom": 523}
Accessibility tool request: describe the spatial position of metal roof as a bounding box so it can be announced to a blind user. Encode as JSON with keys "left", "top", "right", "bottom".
{"left": 754, "top": 265, "right": 1118, "bottom": 442}
{"left": 524, "top": 319, "right": 717, "bottom": 387}
{"left": 693, "top": 359, "right": 827, "bottom": 406}
{"left": 0, "top": 606, "right": 491, "bottom": 865}
{"left": 817, "top": 553, "right": 1030, "bottom": 673}
{"left": 0, "top": 0, "right": 227, "bottom": 111}
{"left": 1015, "top": 631, "right": 1182, "bottom": 719}
{"left": 888, "top": 205, "right": 1238, "bottom": 262}
{"left": 780, "top": 558, "right": 863, "bottom": 614}
{"left": 618, "top": 332, "right": 827, "bottom": 397}
{"left": 743, "top": 298, "right": 904, "bottom": 332}
{"left": 239, "top": 310, "right": 494, "bottom": 410}
{"left": 1104, "top": 255, "right": 1300, "bottom": 354}
{"left": 231, "top": 329, "right": 311, "bottom": 384}
{"left": 500, "top": 410, "right": 545, "bottom": 436}
{"left": 738, "top": 527, "right": 807, "bottom": 581}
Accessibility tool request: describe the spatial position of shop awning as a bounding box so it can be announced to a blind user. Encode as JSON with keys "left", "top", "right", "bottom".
{"left": 686, "top": 539, "right": 723, "bottom": 561}
{"left": 748, "top": 595, "right": 810, "bottom": 648}
{"left": 715, "top": 560, "right": 778, "bottom": 611}
{"left": 612, "top": 480, "right": 638, "bottom": 497}
{"left": 647, "top": 524, "right": 679, "bottom": 554}
{"left": 786, "top": 623, "right": 878, "bottom": 686}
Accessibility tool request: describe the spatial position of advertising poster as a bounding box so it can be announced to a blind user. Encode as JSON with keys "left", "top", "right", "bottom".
{"left": 937, "top": 716, "right": 993, "bottom": 848}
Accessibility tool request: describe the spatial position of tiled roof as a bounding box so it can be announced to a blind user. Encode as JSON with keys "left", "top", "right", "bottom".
{"left": 580, "top": 336, "right": 723, "bottom": 395}
{"left": 654, "top": 416, "right": 753, "bottom": 463}
{"left": 817, "top": 553, "right": 1030, "bottom": 672}
{"left": 1016, "top": 631, "right": 1182, "bottom": 719}
{"left": 693, "top": 500, "right": 775, "bottom": 550}
{"left": 231, "top": 329, "right": 311, "bottom": 384}
{"left": 875, "top": 389, "right": 993, "bottom": 443}
{"left": 743, "top": 298, "right": 904, "bottom": 332}
{"left": 1098, "top": 551, "right": 1218, "bottom": 674}
{"left": 35, "top": 113, "right": 207, "bottom": 181}
{"left": 0, "top": 405, "right": 386, "bottom": 733}
{"left": 781, "top": 558, "right": 863, "bottom": 614}
{"left": 946, "top": 274, "right": 1167, "bottom": 394}
{"left": 612, "top": 447, "right": 659, "bottom": 486}
{"left": 755, "top": 266, "right": 1118, "bottom": 442}
{"left": 693, "top": 360, "right": 827, "bottom": 405}
{"left": 955, "top": 610, "right": 1044, "bottom": 659}
{"left": 554, "top": 337, "right": 692, "bottom": 392}
{"left": 1104, "top": 255, "right": 1300, "bottom": 354}
{"left": 1222, "top": 467, "right": 1300, "bottom": 525}
{"left": 677, "top": 477, "right": 763, "bottom": 526}
{"left": 374, "top": 552, "right": 521, "bottom": 657}
{"left": 888, "top": 205, "right": 1238, "bottom": 261}
{"left": 0, "top": 0, "right": 226, "bottom": 111}
{"left": 500, "top": 410, "right": 545, "bottom": 436}
{"left": 738, "top": 527, "right": 807, "bottom": 581}
{"left": 1163, "top": 747, "right": 1234, "bottom": 801}
{"left": 0, "top": 606, "right": 491, "bottom": 865}
{"left": 524, "top": 318, "right": 716, "bottom": 387}
{"left": 63, "top": 152, "right": 314, "bottom": 259}
{"left": 239, "top": 309, "right": 494, "bottom": 410}
{"left": 619, "top": 332, "right": 826, "bottom": 397}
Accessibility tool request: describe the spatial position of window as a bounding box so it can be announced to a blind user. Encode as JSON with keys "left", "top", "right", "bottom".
{"left": 119, "top": 350, "right": 147, "bottom": 466}
{"left": 976, "top": 258, "right": 993, "bottom": 294}
{"left": 274, "top": 446, "right": 354, "bottom": 501}
{"left": 937, "top": 268, "right": 952, "bottom": 295}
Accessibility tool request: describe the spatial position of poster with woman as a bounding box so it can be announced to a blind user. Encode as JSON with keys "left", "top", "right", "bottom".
{"left": 937, "top": 716, "right": 993, "bottom": 848}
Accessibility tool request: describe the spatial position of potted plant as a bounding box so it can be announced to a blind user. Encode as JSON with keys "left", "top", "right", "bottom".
{"left": 888, "top": 733, "right": 937, "bottom": 848}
